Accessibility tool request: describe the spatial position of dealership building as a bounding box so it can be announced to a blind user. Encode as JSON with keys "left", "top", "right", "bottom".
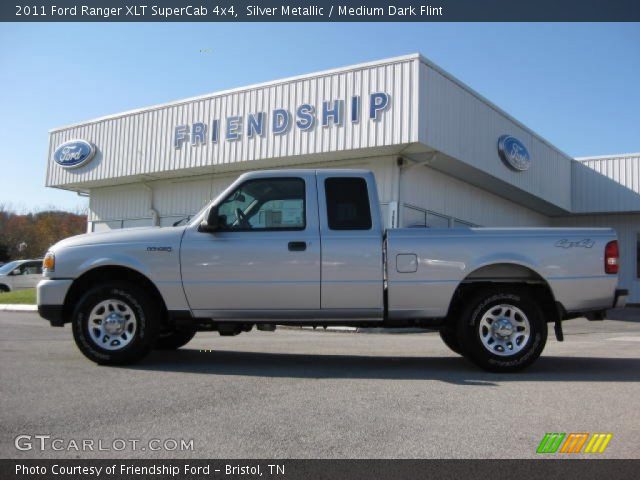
{"left": 45, "top": 54, "right": 640, "bottom": 303}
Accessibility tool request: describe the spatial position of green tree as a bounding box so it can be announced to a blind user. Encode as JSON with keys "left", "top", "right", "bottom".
{"left": 0, "top": 205, "right": 86, "bottom": 260}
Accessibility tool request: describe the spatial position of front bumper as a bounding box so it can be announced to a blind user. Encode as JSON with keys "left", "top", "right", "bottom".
{"left": 38, "top": 305, "right": 65, "bottom": 326}
{"left": 37, "top": 279, "right": 73, "bottom": 327}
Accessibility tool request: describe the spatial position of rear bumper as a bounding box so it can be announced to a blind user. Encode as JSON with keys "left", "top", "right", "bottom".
{"left": 614, "top": 288, "right": 628, "bottom": 309}
{"left": 37, "top": 278, "right": 73, "bottom": 327}
{"left": 563, "top": 288, "right": 629, "bottom": 321}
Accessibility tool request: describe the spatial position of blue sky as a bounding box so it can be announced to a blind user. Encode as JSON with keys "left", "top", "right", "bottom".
{"left": 0, "top": 22, "right": 638, "bottom": 212}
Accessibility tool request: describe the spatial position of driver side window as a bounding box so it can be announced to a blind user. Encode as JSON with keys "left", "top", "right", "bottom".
{"left": 13, "top": 264, "right": 27, "bottom": 275}
{"left": 217, "top": 178, "right": 305, "bottom": 231}
{"left": 24, "top": 262, "right": 43, "bottom": 275}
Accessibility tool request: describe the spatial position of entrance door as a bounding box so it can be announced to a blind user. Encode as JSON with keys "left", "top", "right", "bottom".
{"left": 181, "top": 173, "right": 320, "bottom": 317}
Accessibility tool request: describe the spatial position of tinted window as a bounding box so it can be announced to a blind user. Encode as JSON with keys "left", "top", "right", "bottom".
{"left": 217, "top": 178, "right": 305, "bottom": 231}
{"left": 325, "top": 177, "right": 372, "bottom": 230}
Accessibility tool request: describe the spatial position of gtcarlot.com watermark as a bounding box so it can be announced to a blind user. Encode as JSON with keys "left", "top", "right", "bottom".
{"left": 15, "top": 435, "right": 194, "bottom": 452}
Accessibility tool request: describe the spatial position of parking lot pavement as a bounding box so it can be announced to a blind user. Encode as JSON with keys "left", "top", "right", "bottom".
{"left": 1, "top": 311, "right": 639, "bottom": 459}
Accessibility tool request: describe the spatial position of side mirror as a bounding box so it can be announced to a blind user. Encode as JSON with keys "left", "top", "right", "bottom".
{"left": 198, "top": 206, "right": 220, "bottom": 233}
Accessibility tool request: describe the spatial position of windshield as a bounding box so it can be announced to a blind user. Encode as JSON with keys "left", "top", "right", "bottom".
{"left": 0, "top": 261, "right": 22, "bottom": 275}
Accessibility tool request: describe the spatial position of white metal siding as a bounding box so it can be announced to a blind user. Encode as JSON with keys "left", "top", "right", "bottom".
{"left": 577, "top": 154, "right": 640, "bottom": 194}
{"left": 401, "top": 164, "right": 550, "bottom": 227}
{"left": 52, "top": 53, "right": 628, "bottom": 221}
{"left": 89, "top": 185, "right": 149, "bottom": 222}
{"left": 151, "top": 174, "right": 237, "bottom": 217}
{"left": 421, "top": 63, "right": 572, "bottom": 212}
{"left": 88, "top": 155, "right": 398, "bottom": 223}
{"left": 48, "top": 57, "right": 419, "bottom": 188}
{"left": 90, "top": 157, "right": 549, "bottom": 228}
{"left": 89, "top": 173, "right": 237, "bottom": 223}
{"left": 571, "top": 160, "right": 640, "bottom": 214}
{"left": 552, "top": 214, "right": 640, "bottom": 303}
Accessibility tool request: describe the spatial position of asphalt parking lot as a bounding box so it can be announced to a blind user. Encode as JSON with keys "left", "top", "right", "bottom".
{"left": 1, "top": 310, "right": 639, "bottom": 459}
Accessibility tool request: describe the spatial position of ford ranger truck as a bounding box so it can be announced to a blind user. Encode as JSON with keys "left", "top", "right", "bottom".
{"left": 37, "top": 169, "right": 627, "bottom": 371}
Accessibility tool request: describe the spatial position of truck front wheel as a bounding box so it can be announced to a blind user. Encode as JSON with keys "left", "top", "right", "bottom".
{"left": 439, "top": 326, "right": 462, "bottom": 355}
{"left": 456, "top": 288, "right": 547, "bottom": 372}
{"left": 71, "top": 282, "right": 159, "bottom": 365}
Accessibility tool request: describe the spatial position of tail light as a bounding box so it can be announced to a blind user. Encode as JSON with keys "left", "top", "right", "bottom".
{"left": 604, "top": 240, "right": 619, "bottom": 274}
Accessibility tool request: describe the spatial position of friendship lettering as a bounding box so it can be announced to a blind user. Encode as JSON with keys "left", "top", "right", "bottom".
{"left": 174, "top": 92, "right": 390, "bottom": 148}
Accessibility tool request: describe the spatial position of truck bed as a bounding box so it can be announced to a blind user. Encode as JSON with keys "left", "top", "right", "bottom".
{"left": 385, "top": 227, "right": 618, "bottom": 319}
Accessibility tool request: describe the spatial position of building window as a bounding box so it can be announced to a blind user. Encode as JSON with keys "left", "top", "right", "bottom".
{"left": 427, "top": 212, "right": 451, "bottom": 228}
{"left": 453, "top": 218, "right": 476, "bottom": 228}
{"left": 325, "top": 177, "right": 372, "bottom": 230}
{"left": 401, "top": 204, "right": 478, "bottom": 228}
{"left": 403, "top": 204, "right": 428, "bottom": 228}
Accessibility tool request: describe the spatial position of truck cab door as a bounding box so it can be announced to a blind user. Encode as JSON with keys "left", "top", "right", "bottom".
{"left": 316, "top": 171, "right": 384, "bottom": 319}
{"left": 181, "top": 173, "right": 321, "bottom": 317}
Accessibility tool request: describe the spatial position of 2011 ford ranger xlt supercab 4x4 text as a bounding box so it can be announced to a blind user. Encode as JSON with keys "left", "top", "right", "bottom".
{"left": 37, "top": 169, "right": 627, "bottom": 371}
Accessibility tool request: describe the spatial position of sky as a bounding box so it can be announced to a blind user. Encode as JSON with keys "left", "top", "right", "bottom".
{"left": 0, "top": 22, "right": 638, "bottom": 212}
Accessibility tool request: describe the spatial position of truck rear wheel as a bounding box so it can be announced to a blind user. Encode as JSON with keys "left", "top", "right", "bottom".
{"left": 71, "top": 282, "right": 159, "bottom": 365}
{"left": 456, "top": 288, "right": 547, "bottom": 372}
{"left": 155, "top": 328, "right": 196, "bottom": 350}
{"left": 439, "top": 326, "right": 463, "bottom": 355}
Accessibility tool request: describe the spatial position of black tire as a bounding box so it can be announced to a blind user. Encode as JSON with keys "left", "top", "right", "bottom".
{"left": 155, "top": 328, "right": 196, "bottom": 350}
{"left": 0, "top": 284, "right": 9, "bottom": 293}
{"left": 456, "top": 288, "right": 547, "bottom": 372}
{"left": 71, "top": 281, "right": 159, "bottom": 365}
{"left": 439, "top": 326, "right": 463, "bottom": 355}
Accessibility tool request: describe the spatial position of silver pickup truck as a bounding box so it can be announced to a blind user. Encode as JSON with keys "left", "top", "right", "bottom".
{"left": 38, "top": 169, "right": 627, "bottom": 371}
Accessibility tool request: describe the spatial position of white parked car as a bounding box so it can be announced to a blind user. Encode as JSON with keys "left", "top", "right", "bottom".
{"left": 0, "top": 259, "right": 43, "bottom": 292}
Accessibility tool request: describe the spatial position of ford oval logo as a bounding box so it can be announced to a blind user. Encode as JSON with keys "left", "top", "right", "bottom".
{"left": 498, "top": 135, "right": 531, "bottom": 171}
{"left": 53, "top": 140, "right": 96, "bottom": 169}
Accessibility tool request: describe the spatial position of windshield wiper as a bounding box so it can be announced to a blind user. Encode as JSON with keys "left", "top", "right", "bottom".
{"left": 172, "top": 215, "right": 192, "bottom": 227}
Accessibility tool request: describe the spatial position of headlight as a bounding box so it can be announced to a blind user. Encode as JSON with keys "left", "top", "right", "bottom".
{"left": 43, "top": 252, "right": 55, "bottom": 272}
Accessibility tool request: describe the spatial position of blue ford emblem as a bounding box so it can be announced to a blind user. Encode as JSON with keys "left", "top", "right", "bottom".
{"left": 498, "top": 135, "right": 531, "bottom": 171}
{"left": 53, "top": 140, "right": 96, "bottom": 169}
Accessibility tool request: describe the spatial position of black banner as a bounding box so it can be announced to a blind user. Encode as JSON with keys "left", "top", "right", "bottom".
{"left": 3, "top": 0, "right": 640, "bottom": 22}
{"left": 2, "top": 459, "right": 640, "bottom": 480}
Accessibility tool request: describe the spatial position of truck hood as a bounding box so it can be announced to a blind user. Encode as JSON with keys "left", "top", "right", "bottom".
{"left": 51, "top": 226, "right": 185, "bottom": 250}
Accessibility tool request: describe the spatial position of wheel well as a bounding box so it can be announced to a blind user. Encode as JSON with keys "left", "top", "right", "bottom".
{"left": 446, "top": 264, "right": 560, "bottom": 326}
{"left": 0, "top": 284, "right": 10, "bottom": 292}
{"left": 63, "top": 266, "right": 168, "bottom": 326}
{"left": 465, "top": 263, "right": 543, "bottom": 282}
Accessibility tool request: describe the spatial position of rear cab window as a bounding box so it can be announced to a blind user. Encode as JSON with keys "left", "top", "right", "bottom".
{"left": 325, "top": 177, "right": 372, "bottom": 230}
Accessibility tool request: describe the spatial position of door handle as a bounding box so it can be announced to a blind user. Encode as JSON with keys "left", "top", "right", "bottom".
{"left": 288, "top": 241, "right": 307, "bottom": 252}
